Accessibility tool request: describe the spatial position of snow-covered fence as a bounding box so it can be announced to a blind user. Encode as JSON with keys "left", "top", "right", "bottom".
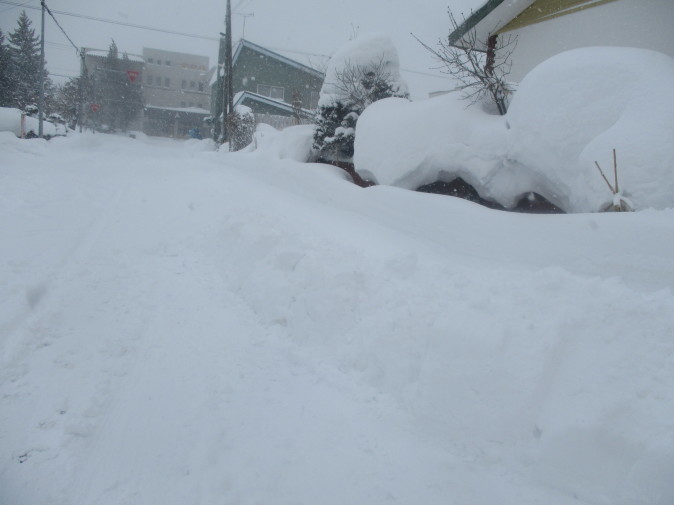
{"left": 254, "top": 113, "right": 312, "bottom": 130}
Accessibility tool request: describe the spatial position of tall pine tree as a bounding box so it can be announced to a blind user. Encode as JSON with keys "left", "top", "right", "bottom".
{"left": 8, "top": 11, "right": 52, "bottom": 111}
{"left": 94, "top": 41, "right": 142, "bottom": 132}
{"left": 0, "top": 29, "right": 15, "bottom": 107}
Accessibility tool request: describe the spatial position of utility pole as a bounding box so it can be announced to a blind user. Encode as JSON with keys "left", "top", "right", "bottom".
{"left": 38, "top": 0, "right": 46, "bottom": 138}
{"left": 213, "top": 34, "right": 225, "bottom": 142}
{"left": 222, "top": 0, "right": 234, "bottom": 146}
{"left": 77, "top": 48, "right": 86, "bottom": 132}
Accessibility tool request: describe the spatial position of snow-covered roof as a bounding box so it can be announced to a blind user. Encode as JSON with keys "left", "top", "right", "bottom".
{"left": 145, "top": 105, "right": 210, "bottom": 115}
{"left": 233, "top": 39, "right": 324, "bottom": 80}
{"left": 447, "top": 0, "right": 535, "bottom": 49}
{"left": 83, "top": 48, "right": 145, "bottom": 63}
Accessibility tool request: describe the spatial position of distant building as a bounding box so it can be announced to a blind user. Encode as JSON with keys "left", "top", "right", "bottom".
{"left": 142, "top": 48, "right": 215, "bottom": 137}
{"left": 212, "top": 39, "right": 324, "bottom": 130}
{"left": 82, "top": 49, "right": 145, "bottom": 131}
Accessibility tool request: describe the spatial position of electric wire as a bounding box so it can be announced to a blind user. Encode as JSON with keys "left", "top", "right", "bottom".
{"left": 2, "top": 0, "right": 449, "bottom": 82}
{"left": 43, "top": 1, "right": 79, "bottom": 54}
{"left": 0, "top": 0, "right": 35, "bottom": 15}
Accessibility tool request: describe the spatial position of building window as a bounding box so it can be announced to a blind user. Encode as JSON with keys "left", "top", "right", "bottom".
{"left": 190, "top": 81, "right": 195, "bottom": 88}
{"left": 189, "top": 102, "right": 194, "bottom": 107}
{"left": 147, "top": 75, "right": 153, "bottom": 85}
{"left": 181, "top": 79, "right": 186, "bottom": 89}
{"left": 198, "top": 82, "right": 204, "bottom": 92}
{"left": 164, "top": 77, "right": 170, "bottom": 88}
{"left": 155, "top": 76, "right": 161, "bottom": 86}
{"left": 197, "top": 103, "right": 202, "bottom": 108}
{"left": 181, "top": 101, "right": 186, "bottom": 107}
{"left": 148, "top": 57, "right": 153, "bottom": 63}
{"left": 165, "top": 60, "right": 170, "bottom": 66}
{"left": 257, "top": 84, "right": 284, "bottom": 100}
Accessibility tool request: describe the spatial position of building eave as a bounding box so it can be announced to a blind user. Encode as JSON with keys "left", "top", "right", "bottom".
{"left": 446, "top": 0, "right": 536, "bottom": 50}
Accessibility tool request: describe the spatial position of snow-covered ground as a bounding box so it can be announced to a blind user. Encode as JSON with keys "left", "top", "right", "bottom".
{"left": 1, "top": 131, "right": 674, "bottom": 505}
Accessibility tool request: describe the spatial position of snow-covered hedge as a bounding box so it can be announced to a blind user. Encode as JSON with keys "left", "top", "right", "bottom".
{"left": 354, "top": 47, "right": 674, "bottom": 212}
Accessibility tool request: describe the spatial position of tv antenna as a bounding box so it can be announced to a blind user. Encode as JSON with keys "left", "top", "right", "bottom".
{"left": 236, "top": 12, "right": 254, "bottom": 39}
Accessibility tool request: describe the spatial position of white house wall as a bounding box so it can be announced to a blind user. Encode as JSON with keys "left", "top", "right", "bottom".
{"left": 501, "top": 0, "right": 674, "bottom": 82}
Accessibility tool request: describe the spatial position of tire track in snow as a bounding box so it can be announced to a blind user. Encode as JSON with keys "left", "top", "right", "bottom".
{"left": 0, "top": 179, "right": 134, "bottom": 366}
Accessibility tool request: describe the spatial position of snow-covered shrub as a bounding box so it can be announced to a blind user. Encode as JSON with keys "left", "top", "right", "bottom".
{"left": 355, "top": 47, "right": 674, "bottom": 212}
{"left": 228, "top": 105, "right": 256, "bottom": 152}
{"left": 313, "top": 33, "right": 408, "bottom": 162}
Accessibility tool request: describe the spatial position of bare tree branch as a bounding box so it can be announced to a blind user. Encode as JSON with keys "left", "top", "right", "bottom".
{"left": 413, "top": 9, "right": 516, "bottom": 114}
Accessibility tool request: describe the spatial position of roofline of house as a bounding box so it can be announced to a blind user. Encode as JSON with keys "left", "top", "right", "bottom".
{"left": 446, "top": 0, "right": 509, "bottom": 46}
{"left": 234, "top": 39, "right": 324, "bottom": 80}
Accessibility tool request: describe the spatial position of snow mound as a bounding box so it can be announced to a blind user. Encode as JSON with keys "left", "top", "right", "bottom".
{"left": 354, "top": 47, "right": 674, "bottom": 212}
{"left": 507, "top": 47, "right": 674, "bottom": 212}
{"left": 247, "top": 123, "right": 315, "bottom": 162}
{"left": 354, "top": 94, "right": 507, "bottom": 192}
{"left": 319, "top": 33, "right": 408, "bottom": 108}
{"left": 0, "top": 107, "right": 66, "bottom": 138}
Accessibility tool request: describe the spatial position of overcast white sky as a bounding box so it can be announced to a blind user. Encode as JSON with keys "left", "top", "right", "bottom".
{"left": 0, "top": 0, "right": 482, "bottom": 99}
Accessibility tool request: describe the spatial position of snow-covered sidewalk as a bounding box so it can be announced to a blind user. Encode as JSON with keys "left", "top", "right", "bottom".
{"left": 1, "top": 133, "right": 673, "bottom": 505}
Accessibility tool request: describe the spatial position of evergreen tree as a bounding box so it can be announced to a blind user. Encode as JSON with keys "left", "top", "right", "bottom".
{"left": 94, "top": 41, "right": 142, "bottom": 131}
{"left": 117, "top": 53, "right": 143, "bottom": 130}
{"left": 52, "top": 77, "right": 81, "bottom": 128}
{"left": 0, "top": 29, "right": 15, "bottom": 107}
{"left": 313, "top": 58, "right": 408, "bottom": 162}
{"left": 7, "top": 11, "right": 52, "bottom": 111}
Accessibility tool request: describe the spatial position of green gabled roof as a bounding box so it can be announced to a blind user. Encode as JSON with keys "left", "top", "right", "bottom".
{"left": 234, "top": 40, "right": 324, "bottom": 80}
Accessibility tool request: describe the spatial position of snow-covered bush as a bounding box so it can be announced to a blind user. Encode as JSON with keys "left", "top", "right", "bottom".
{"left": 313, "top": 33, "right": 408, "bottom": 162}
{"left": 355, "top": 47, "right": 674, "bottom": 212}
{"left": 228, "top": 105, "right": 256, "bottom": 152}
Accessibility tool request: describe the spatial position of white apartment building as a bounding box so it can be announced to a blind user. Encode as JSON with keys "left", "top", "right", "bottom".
{"left": 142, "top": 48, "right": 215, "bottom": 137}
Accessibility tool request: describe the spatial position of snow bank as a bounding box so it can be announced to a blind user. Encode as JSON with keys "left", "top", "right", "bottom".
{"left": 507, "top": 47, "right": 674, "bottom": 212}
{"left": 319, "top": 33, "right": 408, "bottom": 108}
{"left": 354, "top": 94, "right": 508, "bottom": 193}
{"left": 0, "top": 107, "right": 66, "bottom": 138}
{"left": 245, "top": 123, "right": 316, "bottom": 162}
{"left": 355, "top": 47, "right": 674, "bottom": 212}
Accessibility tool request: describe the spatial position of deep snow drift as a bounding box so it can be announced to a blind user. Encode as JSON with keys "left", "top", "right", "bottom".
{"left": 1, "top": 131, "right": 674, "bottom": 505}
{"left": 354, "top": 47, "right": 674, "bottom": 212}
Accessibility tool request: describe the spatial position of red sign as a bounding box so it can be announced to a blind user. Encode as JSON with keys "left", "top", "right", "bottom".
{"left": 126, "top": 70, "right": 139, "bottom": 83}
{"left": 89, "top": 103, "right": 100, "bottom": 113}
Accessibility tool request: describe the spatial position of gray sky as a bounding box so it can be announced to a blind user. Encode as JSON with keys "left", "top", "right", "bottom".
{"left": 0, "top": 0, "right": 481, "bottom": 99}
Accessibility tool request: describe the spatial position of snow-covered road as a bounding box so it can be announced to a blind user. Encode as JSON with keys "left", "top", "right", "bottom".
{"left": 1, "top": 132, "right": 673, "bottom": 505}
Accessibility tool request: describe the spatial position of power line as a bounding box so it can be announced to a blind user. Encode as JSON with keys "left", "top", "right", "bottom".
{"left": 0, "top": 0, "right": 220, "bottom": 41}
{"left": 43, "top": 1, "right": 79, "bottom": 54}
{"left": 0, "top": 0, "right": 35, "bottom": 15}
{"left": 0, "top": 0, "right": 331, "bottom": 61}
{"left": 2, "top": 0, "right": 443, "bottom": 79}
